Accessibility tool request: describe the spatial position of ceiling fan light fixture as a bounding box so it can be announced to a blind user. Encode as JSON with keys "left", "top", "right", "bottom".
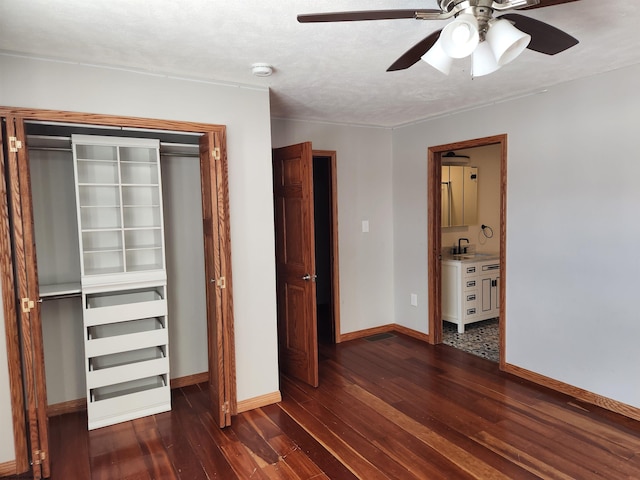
{"left": 440, "top": 13, "right": 479, "bottom": 59}
{"left": 421, "top": 38, "right": 453, "bottom": 75}
{"left": 471, "top": 41, "right": 501, "bottom": 77}
{"left": 486, "top": 19, "right": 531, "bottom": 66}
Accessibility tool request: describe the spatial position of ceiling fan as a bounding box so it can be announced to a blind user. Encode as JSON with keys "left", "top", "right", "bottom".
{"left": 298, "top": 0, "right": 580, "bottom": 76}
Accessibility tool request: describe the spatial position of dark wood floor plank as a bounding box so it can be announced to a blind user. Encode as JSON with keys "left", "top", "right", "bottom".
{"left": 169, "top": 386, "right": 239, "bottom": 479}
{"left": 300, "top": 369, "right": 478, "bottom": 479}
{"left": 5, "top": 332, "right": 640, "bottom": 480}
{"left": 241, "top": 408, "right": 327, "bottom": 479}
{"left": 279, "top": 380, "right": 398, "bottom": 479}
{"left": 261, "top": 403, "right": 359, "bottom": 480}
{"left": 131, "top": 416, "right": 178, "bottom": 480}
{"left": 48, "top": 412, "right": 92, "bottom": 479}
{"left": 153, "top": 407, "right": 209, "bottom": 480}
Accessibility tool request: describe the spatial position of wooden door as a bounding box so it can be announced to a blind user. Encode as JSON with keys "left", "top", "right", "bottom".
{"left": 200, "top": 131, "right": 235, "bottom": 426}
{"left": 2, "top": 116, "right": 50, "bottom": 478}
{"left": 272, "top": 142, "right": 318, "bottom": 387}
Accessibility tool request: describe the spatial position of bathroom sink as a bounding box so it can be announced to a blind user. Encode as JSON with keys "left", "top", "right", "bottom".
{"left": 451, "top": 252, "right": 498, "bottom": 261}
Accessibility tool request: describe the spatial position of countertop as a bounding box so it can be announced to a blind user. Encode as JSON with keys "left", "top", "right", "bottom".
{"left": 442, "top": 252, "right": 499, "bottom": 263}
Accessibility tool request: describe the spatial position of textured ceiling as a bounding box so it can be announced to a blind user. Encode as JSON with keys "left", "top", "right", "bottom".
{"left": 1, "top": 0, "right": 639, "bottom": 127}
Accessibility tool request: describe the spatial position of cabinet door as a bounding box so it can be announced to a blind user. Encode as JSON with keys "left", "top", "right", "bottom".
{"left": 481, "top": 274, "right": 500, "bottom": 316}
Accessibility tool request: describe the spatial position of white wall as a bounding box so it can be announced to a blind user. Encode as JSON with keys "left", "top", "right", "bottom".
{"left": 0, "top": 53, "right": 279, "bottom": 403}
{"left": 393, "top": 63, "right": 640, "bottom": 408}
{"left": 271, "top": 119, "right": 394, "bottom": 334}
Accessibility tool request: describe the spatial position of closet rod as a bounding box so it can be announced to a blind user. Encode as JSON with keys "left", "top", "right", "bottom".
{"left": 27, "top": 147, "right": 199, "bottom": 157}
{"left": 160, "top": 153, "right": 200, "bottom": 158}
{"left": 28, "top": 147, "right": 72, "bottom": 152}
{"left": 40, "top": 292, "right": 82, "bottom": 302}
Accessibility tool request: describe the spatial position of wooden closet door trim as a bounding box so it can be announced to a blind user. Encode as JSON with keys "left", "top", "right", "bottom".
{"left": 0, "top": 107, "right": 226, "bottom": 134}
{"left": 213, "top": 130, "right": 236, "bottom": 416}
{"left": 4, "top": 116, "right": 47, "bottom": 478}
{"left": 14, "top": 117, "right": 50, "bottom": 477}
{"left": 0, "top": 118, "right": 29, "bottom": 474}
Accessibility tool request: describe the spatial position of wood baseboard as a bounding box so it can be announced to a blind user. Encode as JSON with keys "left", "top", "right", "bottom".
{"left": 339, "top": 324, "right": 429, "bottom": 343}
{"left": 391, "top": 324, "right": 430, "bottom": 342}
{"left": 47, "top": 372, "right": 210, "bottom": 417}
{"left": 236, "top": 391, "right": 282, "bottom": 413}
{"left": 47, "top": 398, "right": 87, "bottom": 417}
{"left": 503, "top": 363, "right": 640, "bottom": 422}
{"left": 170, "top": 371, "right": 209, "bottom": 389}
{"left": 339, "top": 324, "right": 396, "bottom": 342}
{"left": 0, "top": 460, "right": 17, "bottom": 477}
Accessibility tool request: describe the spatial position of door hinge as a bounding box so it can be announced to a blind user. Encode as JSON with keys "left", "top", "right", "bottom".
{"left": 217, "top": 276, "right": 226, "bottom": 289}
{"left": 212, "top": 147, "right": 221, "bottom": 161}
{"left": 21, "top": 297, "right": 35, "bottom": 313}
{"left": 222, "top": 401, "right": 230, "bottom": 414}
{"left": 31, "top": 449, "right": 46, "bottom": 466}
{"left": 9, "top": 136, "right": 23, "bottom": 152}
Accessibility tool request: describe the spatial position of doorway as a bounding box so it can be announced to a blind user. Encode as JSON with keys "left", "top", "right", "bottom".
{"left": 427, "top": 135, "right": 507, "bottom": 368}
{"left": 272, "top": 144, "right": 340, "bottom": 387}
{"left": 313, "top": 152, "right": 340, "bottom": 344}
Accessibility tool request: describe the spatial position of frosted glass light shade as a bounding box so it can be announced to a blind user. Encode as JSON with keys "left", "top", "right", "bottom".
{"left": 486, "top": 19, "right": 531, "bottom": 66}
{"left": 472, "top": 41, "right": 501, "bottom": 77}
{"left": 421, "top": 38, "right": 453, "bottom": 75}
{"left": 440, "top": 14, "right": 479, "bottom": 59}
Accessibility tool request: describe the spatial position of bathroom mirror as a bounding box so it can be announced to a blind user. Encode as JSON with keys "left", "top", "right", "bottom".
{"left": 441, "top": 165, "right": 478, "bottom": 227}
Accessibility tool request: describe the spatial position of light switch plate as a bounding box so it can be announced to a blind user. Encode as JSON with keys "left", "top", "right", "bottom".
{"left": 410, "top": 293, "right": 418, "bottom": 307}
{"left": 362, "top": 220, "right": 369, "bottom": 233}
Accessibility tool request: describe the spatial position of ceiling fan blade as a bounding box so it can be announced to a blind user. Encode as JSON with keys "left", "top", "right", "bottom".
{"left": 387, "top": 30, "right": 442, "bottom": 72}
{"left": 298, "top": 9, "right": 441, "bottom": 23}
{"left": 522, "top": 0, "right": 581, "bottom": 9}
{"left": 500, "top": 13, "right": 579, "bottom": 55}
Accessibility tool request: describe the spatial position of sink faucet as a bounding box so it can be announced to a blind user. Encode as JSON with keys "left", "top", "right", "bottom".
{"left": 457, "top": 238, "right": 470, "bottom": 255}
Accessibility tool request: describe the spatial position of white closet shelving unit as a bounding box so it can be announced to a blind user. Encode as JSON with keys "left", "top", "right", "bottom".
{"left": 72, "top": 134, "right": 170, "bottom": 430}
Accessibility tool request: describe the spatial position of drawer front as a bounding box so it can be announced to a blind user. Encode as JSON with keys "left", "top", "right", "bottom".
{"left": 464, "top": 292, "right": 478, "bottom": 317}
{"left": 88, "top": 384, "right": 170, "bottom": 430}
{"left": 464, "top": 265, "right": 479, "bottom": 276}
{"left": 86, "top": 328, "right": 168, "bottom": 358}
{"left": 84, "top": 298, "right": 167, "bottom": 327}
{"left": 464, "top": 279, "right": 478, "bottom": 290}
{"left": 87, "top": 356, "right": 169, "bottom": 389}
{"left": 463, "top": 306, "right": 478, "bottom": 319}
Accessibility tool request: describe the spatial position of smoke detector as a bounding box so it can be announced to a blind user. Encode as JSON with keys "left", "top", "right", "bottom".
{"left": 251, "top": 63, "right": 273, "bottom": 77}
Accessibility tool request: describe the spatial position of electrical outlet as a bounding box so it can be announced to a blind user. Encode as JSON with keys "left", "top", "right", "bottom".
{"left": 410, "top": 293, "right": 418, "bottom": 307}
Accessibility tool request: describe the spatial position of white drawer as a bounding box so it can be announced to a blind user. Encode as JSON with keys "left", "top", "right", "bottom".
{"left": 83, "top": 287, "right": 167, "bottom": 327}
{"left": 86, "top": 327, "right": 168, "bottom": 358}
{"left": 464, "top": 278, "right": 478, "bottom": 290}
{"left": 87, "top": 355, "right": 169, "bottom": 389}
{"left": 88, "top": 380, "right": 170, "bottom": 430}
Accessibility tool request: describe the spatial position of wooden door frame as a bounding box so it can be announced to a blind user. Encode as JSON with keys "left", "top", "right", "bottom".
{"left": 427, "top": 134, "right": 507, "bottom": 369}
{"left": 312, "top": 150, "right": 342, "bottom": 343}
{"left": 0, "top": 106, "right": 236, "bottom": 475}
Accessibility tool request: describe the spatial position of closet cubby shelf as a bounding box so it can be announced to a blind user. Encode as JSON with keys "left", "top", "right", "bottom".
{"left": 72, "top": 134, "right": 170, "bottom": 430}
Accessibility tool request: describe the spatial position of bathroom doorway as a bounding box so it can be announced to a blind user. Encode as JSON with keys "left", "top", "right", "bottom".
{"left": 427, "top": 135, "right": 507, "bottom": 368}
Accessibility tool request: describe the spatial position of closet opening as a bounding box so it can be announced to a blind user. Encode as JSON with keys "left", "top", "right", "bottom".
{"left": 0, "top": 109, "right": 235, "bottom": 478}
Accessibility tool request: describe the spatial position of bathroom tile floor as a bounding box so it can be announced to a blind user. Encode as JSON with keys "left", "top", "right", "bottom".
{"left": 442, "top": 318, "right": 499, "bottom": 362}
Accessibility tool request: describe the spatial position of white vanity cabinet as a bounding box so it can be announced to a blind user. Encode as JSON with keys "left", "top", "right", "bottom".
{"left": 72, "top": 135, "right": 170, "bottom": 429}
{"left": 442, "top": 257, "right": 500, "bottom": 333}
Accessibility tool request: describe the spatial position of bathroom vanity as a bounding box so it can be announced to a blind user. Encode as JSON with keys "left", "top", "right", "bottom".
{"left": 442, "top": 254, "right": 500, "bottom": 333}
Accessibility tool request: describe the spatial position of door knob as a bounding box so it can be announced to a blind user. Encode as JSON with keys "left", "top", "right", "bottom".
{"left": 301, "top": 274, "right": 317, "bottom": 282}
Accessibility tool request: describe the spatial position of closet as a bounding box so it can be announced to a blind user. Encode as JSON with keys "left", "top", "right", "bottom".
{"left": 0, "top": 108, "right": 235, "bottom": 479}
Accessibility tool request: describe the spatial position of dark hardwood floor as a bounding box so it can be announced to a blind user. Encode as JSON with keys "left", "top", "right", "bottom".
{"left": 5, "top": 332, "right": 640, "bottom": 479}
